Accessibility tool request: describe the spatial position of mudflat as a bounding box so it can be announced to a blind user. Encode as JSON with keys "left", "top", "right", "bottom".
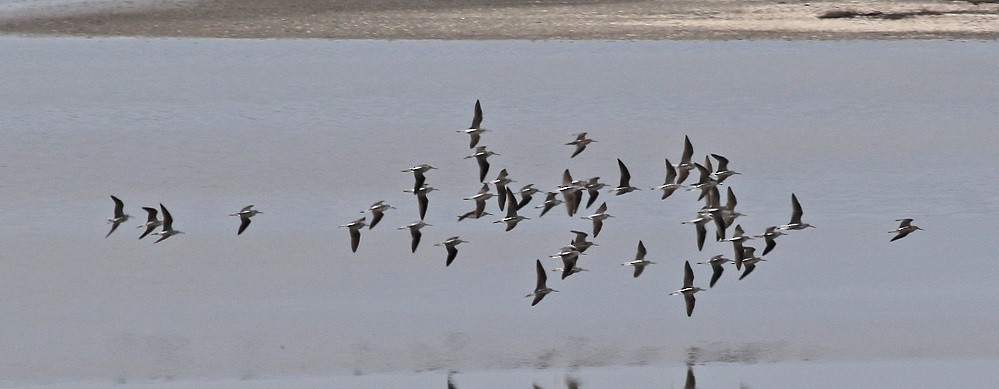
{"left": 0, "top": 0, "right": 997, "bottom": 40}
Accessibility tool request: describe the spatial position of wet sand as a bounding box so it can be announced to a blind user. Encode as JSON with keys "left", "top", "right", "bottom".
{"left": 1, "top": 0, "right": 997, "bottom": 40}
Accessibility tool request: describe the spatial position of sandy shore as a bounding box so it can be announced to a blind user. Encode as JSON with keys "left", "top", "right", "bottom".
{"left": 0, "top": 0, "right": 997, "bottom": 40}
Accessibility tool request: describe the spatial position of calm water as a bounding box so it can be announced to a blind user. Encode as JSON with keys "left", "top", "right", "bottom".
{"left": 0, "top": 38, "right": 996, "bottom": 387}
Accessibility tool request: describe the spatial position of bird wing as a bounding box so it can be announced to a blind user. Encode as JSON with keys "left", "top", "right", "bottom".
{"left": 709, "top": 263, "right": 724, "bottom": 288}
{"left": 111, "top": 195, "right": 126, "bottom": 218}
{"left": 470, "top": 99, "right": 483, "bottom": 129}
{"left": 237, "top": 215, "right": 251, "bottom": 235}
{"left": 696, "top": 223, "right": 706, "bottom": 251}
{"left": 632, "top": 264, "right": 645, "bottom": 278}
{"left": 142, "top": 207, "right": 159, "bottom": 222}
{"left": 617, "top": 158, "right": 632, "bottom": 187}
{"left": 726, "top": 187, "right": 738, "bottom": 210}
{"left": 418, "top": 192, "right": 429, "bottom": 220}
{"left": 739, "top": 263, "right": 756, "bottom": 280}
{"left": 411, "top": 229, "right": 422, "bottom": 253}
{"left": 762, "top": 237, "right": 777, "bottom": 255}
{"left": 369, "top": 210, "right": 384, "bottom": 229}
{"left": 160, "top": 204, "right": 173, "bottom": 230}
{"left": 711, "top": 153, "right": 730, "bottom": 171}
{"left": 663, "top": 158, "right": 677, "bottom": 183}
{"left": 683, "top": 260, "right": 695, "bottom": 288}
{"left": 681, "top": 135, "right": 693, "bottom": 163}
{"left": 592, "top": 218, "right": 604, "bottom": 238}
{"left": 445, "top": 245, "right": 458, "bottom": 266}
{"left": 684, "top": 293, "right": 696, "bottom": 317}
{"left": 897, "top": 218, "right": 913, "bottom": 228}
{"left": 350, "top": 228, "right": 361, "bottom": 252}
{"left": 477, "top": 156, "right": 490, "bottom": 183}
{"left": 790, "top": 193, "right": 804, "bottom": 224}
{"left": 535, "top": 259, "right": 547, "bottom": 290}
{"left": 240, "top": 204, "right": 254, "bottom": 213}
{"left": 636, "top": 240, "right": 647, "bottom": 261}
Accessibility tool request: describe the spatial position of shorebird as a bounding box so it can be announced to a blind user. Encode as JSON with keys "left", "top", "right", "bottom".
{"left": 653, "top": 157, "right": 683, "bottom": 200}
{"left": 755, "top": 226, "right": 786, "bottom": 256}
{"left": 609, "top": 159, "right": 640, "bottom": 195}
{"left": 722, "top": 224, "right": 753, "bottom": 269}
{"left": 514, "top": 184, "right": 540, "bottom": 210}
{"left": 739, "top": 246, "right": 765, "bottom": 280}
{"left": 535, "top": 191, "right": 563, "bottom": 218}
{"left": 229, "top": 205, "right": 262, "bottom": 235}
{"left": 697, "top": 254, "right": 732, "bottom": 288}
{"left": 457, "top": 99, "right": 487, "bottom": 149}
{"left": 404, "top": 185, "right": 436, "bottom": 220}
{"left": 778, "top": 193, "right": 815, "bottom": 230}
{"left": 151, "top": 203, "right": 183, "bottom": 244}
{"left": 682, "top": 214, "right": 713, "bottom": 251}
{"left": 136, "top": 206, "right": 162, "bottom": 240}
{"left": 493, "top": 194, "right": 529, "bottom": 231}
{"left": 566, "top": 132, "right": 596, "bottom": 158}
{"left": 339, "top": 217, "right": 367, "bottom": 252}
{"left": 490, "top": 169, "right": 514, "bottom": 211}
{"left": 890, "top": 218, "right": 922, "bottom": 242}
{"left": 720, "top": 186, "right": 745, "bottom": 228}
{"left": 621, "top": 240, "right": 655, "bottom": 278}
{"left": 669, "top": 261, "right": 705, "bottom": 317}
{"left": 582, "top": 177, "right": 605, "bottom": 209}
{"left": 710, "top": 153, "right": 740, "bottom": 183}
{"left": 362, "top": 200, "right": 395, "bottom": 229}
{"left": 401, "top": 164, "right": 436, "bottom": 192}
{"left": 106, "top": 195, "right": 132, "bottom": 238}
{"left": 465, "top": 146, "right": 499, "bottom": 182}
{"left": 557, "top": 169, "right": 583, "bottom": 216}
{"left": 684, "top": 365, "right": 696, "bottom": 389}
{"left": 434, "top": 236, "right": 467, "bottom": 267}
{"left": 675, "top": 135, "right": 695, "bottom": 184}
{"left": 399, "top": 220, "right": 431, "bottom": 253}
{"left": 526, "top": 259, "right": 557, "bottom": 306}
{"left": 462, "top": 183, "right": 494, "bottom": 219}
{"left": 458, "top": 210, "right": 493, "bottom": 221}
{"left": 569, "top": 230, "right": 597, "bottom": 253}
{"left": 686, "top": 162, "right": 717, "bottom": 201}
{"left": 552, "top": 249, "right": 587, "bottom": 279}
{"left": 581, "top": 202, "right": 612, "bottom": 238}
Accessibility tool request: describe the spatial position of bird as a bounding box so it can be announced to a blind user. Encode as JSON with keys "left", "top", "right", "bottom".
{"left": 229, "top": 205, "right": 262, "bottom": 235}
{"left": 720, "top": 186, "right": 745, "bottom": 228}
{"left": 362, "top": 200, "right": 395, "bottom": 229}
{"left": 739, "top": 246, "right": 765, "bottom": 280}
{"left": 581, "top": 202, "right": 612, "bottom": 238}
{"left": 557, "top": 169, "right": 583, "bottom": 216}
{"left": 462, "top": 183, "right": 495, "bottom": 219}
{"left": 686, "top": 162, "right": 717, "bottom": 201}
{"left": 493, "top": 194, "right": 529, "bottom": 231}
{"left": 526, "top": 259, "right": 557, "bottom": 306}
{"left": 778, "top": 193, "right": 815, "bottom": 230}
{"left": 609, "top": 158, "right": 639, "bottom": 195}
{"left": 653, "top": 157, "right": 683, "bottom": 200}
{"left": 151, "top": 203, "right": 183, "bottom": 244}
{"left": 401, "top": 164, "right": 436, "bottom": 192}
{"left": 464, "top": 146, "right": 499, "bottom": 182}
{"left": 457, "top": 99, "right": 487, "bottom": 149}
{"left": 399, "top": 220, "right": 431, "bottom": 253}
{"left": 581, "top": 177, "right": 605, "bottom": 209}
{"left": 621, "top": 240, "right": 655, "bottom": 278}
{"left": 569, "top": 230, "right": 597, "bottom": 253}
{"left": 404, "top": 185, "right": 436, "bottom": 221}
{"left": 722, "top": 224, "right": 753, "bottom": 270}
{"left": 697, "top": 254, "right": 732, "bottom": 288}
{"left": 682, "top": 214, "right": 713, "bottom": 251}
{"left": 675, "top": 135, "right": 695, "bottom": 184}
{"left": 710, "top": 153, "right": 740, "bottom": 183}
{"left": 105, "top": 195, "right": 132, "bottom": 238}
{"left": 457, "top": 210, "right": 493, "bottom": 222}
{"left": 339, "top": 217, "right": 367, "bottom": 252}
{"left": 566, "top": 132, "right": 596, "bottom": 158}
{"left": 434, "top": 236, "right": 467, "bottom": 266}
{"left": 514, "top": 184, "right": 540, "bottom": 210}
{"left": 552, "top": 249, "right": 587, "bottom": 280}
{"left": 535, "top": 191, "right": 563, "bottom": 218}
{"left": 490, "top": 169, "right": 514, "bottom": 211}
{"left": 669, "top": 261, "right": 705, "bottom": 317}
{"left": 755, "top": 226, "right": 786, "bottom": 256}
{"left": 136, "top": 206, "right": 162, "bottom": 240}
{"left": 684, "top": 365, "right": 696, "bottom": 389}
{"left": 890, "top": 218, "right": 922, "bottom": 242}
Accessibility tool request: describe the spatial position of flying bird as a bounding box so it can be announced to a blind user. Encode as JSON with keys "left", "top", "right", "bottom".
{"left": 493, "top": 194, "right": 529, "bottom": 231}
{"left": 739, "top": 246, "right": 765, "bottom": 280}
{"left": 682, "top": 214, "right": 713, "bottom": 251}
{"left": 464, "top": 146, "right": 499, "bottom": 182}
{"left": 404, "top": 185, "right": 436, "bottom": 220}
{"left": 514, "top": 184, "right": 540, "bottom": 210}
{"left": 136, "top": 206, "right": 162, "bottom": 240}
{"left": 557, "top": 169, "right": 583, "bottom": 216}
{"left": 582, "top": 177, "right": 605, "bottom": 209}
{"left": 399, "top": 220, "right": 432, "bottom": 253}
{"left": 675, "top": 135, "right": 695, "bottom": 184}
{"left": 778, "top": 193, "right": 815, "bottom": 230}
{"left": 552, "top": 247, "right": 586, "bottom": 279}
{"left": 566, "top": 132, "right": 596, "bottom": 158}
{"left": 434, "top": 236, "right": 467, "bottom": 266}
{"left": 402, "top": 164, "right": 436, "bottom": 192}
{"left": 106, "top": 195, "right": 132, "bottom": 238}
{"left": 152, "top": 203, "right": 183, "bottom": 243}
{"left": 697, "top": 254, "right": 732, "bottom": 288}
{"left": 535, "top": 191, "right": 563, "bottom": 218}
{"left": 526, "top": 259, "right": 558, "bottom": 306}
{"left": 890, "top": 218, "right": 922, "bottom": 242}
{"left": 621, "top": 240, "right": 655, "bottom": 278}
{"left": 669, "top": 261, "right": 705, "bottom": 317}
{"left": 457, "top": 99, "right": 487, "bottom": 148}
{"left": 755, "top": 226, "right": 786, "bottom": 256}
{"left": 362, "top": 200, "right": 395, "bottom": 229}
{"left": 490, "top": 169, "right": 514, "bottom": 211}
{"left": 462, "top": 183, "right": 495, "bottom": 220}
{"left": 609, "top": 158, "right": 639, "bottom": 195}
{"left": 653, "top": 157, "right": 683, "bottom": 200}
{"left": 569, "top": 230, "right": 597, "bottom": 253}
{"left": 581, "top": 202, "right": 613, "bottom": 238}
{"left": 710, "top": 153, "right": 740, "bottom": 183}
{"left": 229, "top": 205, "right": 262, "bottom": 235}
{"left": 339, "top": 217, "right": 367, "bottom": 252}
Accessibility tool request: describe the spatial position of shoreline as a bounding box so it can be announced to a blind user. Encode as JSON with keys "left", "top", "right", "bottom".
{"left": 0, "top": 0, "right": 997, "bottom": 40}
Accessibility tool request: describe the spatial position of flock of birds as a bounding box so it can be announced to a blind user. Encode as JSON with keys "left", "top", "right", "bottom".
{"left": 105, "top": 100, "right": 921, "bottom": 317}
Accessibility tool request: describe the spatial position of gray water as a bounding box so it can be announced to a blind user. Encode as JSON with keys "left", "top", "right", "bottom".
{"left": 1, "top": 38, "right": 996, "bottom": 387}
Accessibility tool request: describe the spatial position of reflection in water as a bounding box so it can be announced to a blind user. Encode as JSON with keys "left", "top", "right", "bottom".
{"left": 684, "top": 365, "right": 696, "bottom": 389}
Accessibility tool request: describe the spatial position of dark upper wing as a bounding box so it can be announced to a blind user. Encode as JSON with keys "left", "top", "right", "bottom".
{"left": 617, "top": 158, "right": 631, "bottom": 187}
{"left": 142, "top": 207, "right": 159, "bottom": 222}
{"left": 790, "top": 193, "right": 803, "bottom": 224}
{"left": 160, "top": 204, "right": 173, "bottom": 229}
{"left": 663, "top": 158, "right": 677, "bottom": 183}
{"left": 237, "top": 215, "right": 251, "bottom": 235}
{"left": 350, "top": 228, "right": 361, "bottom": 252}
{"left": 709, "top": 263, "right": 724, "bottom": 288}
{"left": 636, "top": 240, "right": 647, "bottom": 261}
{"left": 681, "top": 135, "right": 693, "bottom": 163}
{"left": 683, "top": 260, "right": 694, "bottom": 288}
{"left": 111, "top": 195, "right": 126, "bottom": 217}
{"left": 711, "top": 153, "right": 730, "bottom": 171}
{"left": 411, "top": 229, "right": 422, "bottom": 253}
{"left": 470, "top": 99, "right": 483, "bottom": 129}
{"left": 418, "top": 192, "right": 429, "bottom": 220}
{"left": 535, "top": 259, "right": 547, "bottom": 290}
{"left": 684, "top": 293, "right": 696, "bottom": 317}
{"left": 445, "top": 245, "right": 458, "bottom": 266}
